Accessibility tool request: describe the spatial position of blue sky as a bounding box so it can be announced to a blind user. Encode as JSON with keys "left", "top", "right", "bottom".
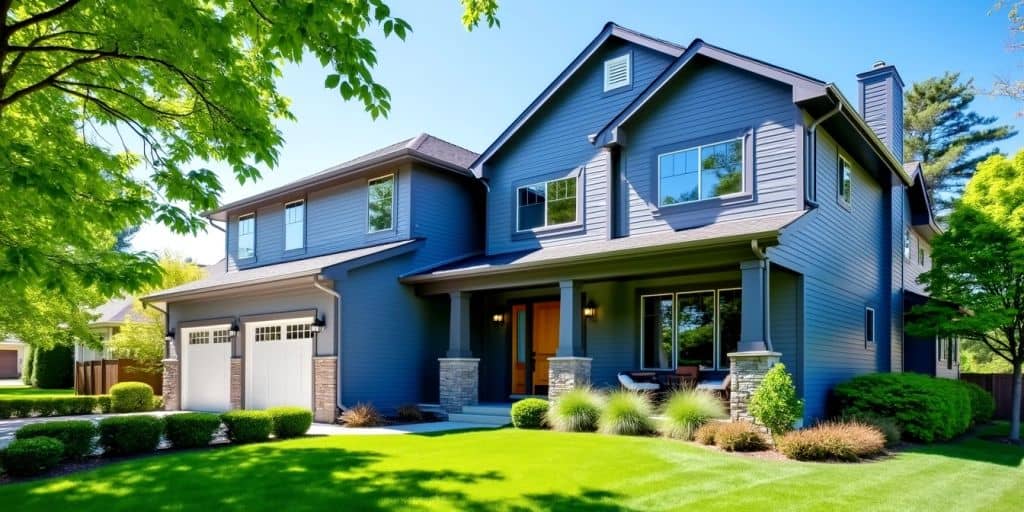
{"left": 133, "top": 0, "right": 1024, "bottom": 264}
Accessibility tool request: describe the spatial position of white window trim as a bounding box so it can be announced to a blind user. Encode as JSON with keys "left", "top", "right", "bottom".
{"left": 237, "top": 212, "right": 256, "bottom": 260}
{"left": 367, "top": 174, "right": 396, "bottom": 234}
{"left": 515, "top": 175, "right": 580, "bottom": 233}
{"left": 639, "top": 288, "right": 739, "bottom": 372}
{"left": 284, "top": 200, "right": 305, "bottom": 251}
{"left": 603, "top": 53, "right": 631, "bottom": 92}
{"left": 864, "top": 306, "right": 876, "bottom": 345}
{"left": 838, "top": 156, "right": 853, "bottom": 209}
{"left": 656, "top": 138, "right": 745, "bottom": 208}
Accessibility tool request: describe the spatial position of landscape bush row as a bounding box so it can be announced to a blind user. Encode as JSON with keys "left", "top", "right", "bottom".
{"left": 0, "top": 381, "right": 163, "bottom": 419}
{"left": 0, "top": 407, "right": 314, "bottom": 477}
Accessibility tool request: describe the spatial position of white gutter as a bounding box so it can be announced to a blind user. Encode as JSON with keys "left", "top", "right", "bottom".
{"left": 313, "top": 275, "right": 345, "bottom": 412}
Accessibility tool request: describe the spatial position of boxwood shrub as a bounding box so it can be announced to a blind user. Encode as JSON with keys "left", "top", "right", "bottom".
{"left": 98, "top": 415, "right": 164, "bottom": 455}
{"left": 1, "top": 437, "right": 64, "bottom": 477}
{"left": 0, "top": 396, "right": 99, "bottom": 419}
{"left": 32, "top": 344, "right": 73, "bottom": 389}
{"left": 165, "top": 412, "right": 222, "bottom": 448}
{"left": 267, "top": 407, "right": 313, "bottom": 439}
{"left": 958, "top": 381, "right": 996, "bottom": 424}
{"left": 511, "top": 398, "right": 549, "bottom": 429}
{"left": 110, "top": 382, "right": 155, "bottom": 413}
{"left": 220, "top": 410, "right": 273, "bottom": 444}
{"left": 832, "top": 373, "right": 971, "bottom": 443}
{"left": 16, "top": 420, "right": 97, "bottom": 460}
{"left": 97, "top": 395, "right": 112, "bottom": 414}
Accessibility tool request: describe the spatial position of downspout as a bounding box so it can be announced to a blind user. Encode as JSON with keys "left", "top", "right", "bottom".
{"left": 805, "top": 101, "right": 843, "bottom": 207}
{"left": 750, "top": 240, "right": 772, "bottom": 351}
{"left": 313, "top": 275, "right": 344, "bottom": 412}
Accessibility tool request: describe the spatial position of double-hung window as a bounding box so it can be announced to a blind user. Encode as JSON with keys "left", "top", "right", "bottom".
{"left": 368, "top": 175, "right": 395, "bottom": 233}
{"left": 237, "top": 214, "right": 255, "bottom": 260}
{"left": 516, "top": 176, "right": 578, "bottom": 231}
{"left": 838, "top": 157, "right": 853, "bottom": 207}
{"left": 640, "top": 288, "right": 741, "bottom": 371}
{"left": 658, "top": 138, "right": 743, "bottom": 206}
{"left": 285, "top": 200, "right": 304, "bottom": 251}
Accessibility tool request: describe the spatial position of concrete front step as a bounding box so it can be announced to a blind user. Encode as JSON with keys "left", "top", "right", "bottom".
{"left": 447, "top": 412, "right": 510, "bottom": 426}
{"left": 461, "top": 404, "right": 513, "bottom": 416}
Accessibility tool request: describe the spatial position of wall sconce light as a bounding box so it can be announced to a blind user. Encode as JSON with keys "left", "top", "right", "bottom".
{"left": 311, "top": 316, "right": 327, "bottom": 333}
{"left": 164, "top": 329, "right": 176, "bottom": 343}
{"left": 228, "top": 322, "right": 240, "bottom": 338}
{"left": 583, "top": 301, "right": 597, "bottom": 320}
{"left": 491, "top": 312, "right": 506, "bottom": 326}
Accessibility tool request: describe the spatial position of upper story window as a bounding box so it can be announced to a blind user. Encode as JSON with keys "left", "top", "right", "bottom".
{"left": 904, "top": 228, "right": 912, "bottom": 259}
{"left": 603, "top": 54, "right": 631, "bottom": 92}
{"left": 285, "top": 200, "right": 304, "bottom": 251}
{"left": 864, "top": 307, "right": 876, "bottom": 346}
{"left": 917, "top": 243, "right": 927, "bottom": 266}
{"left": 368, "top": 174, "right": 395, "bottom": 233}
{"left": 237, "top": 213, "right": 255, "bottom": 260}
{"left": 517, "top": 176, "right": 578, "bottom": 231}
{"left": 658, "top": 139, "right": 743, "bottom": 207}
{"left": 838, "top": 157, "right": 853, "bottom": 208}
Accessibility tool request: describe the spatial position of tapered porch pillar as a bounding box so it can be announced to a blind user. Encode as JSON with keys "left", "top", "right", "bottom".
{"left": 439, "top": 291, "right": 478, "bottom": 413}
{"left": 549, "top": 280, "right": 591, "bottom": 400}
{"left": 730, "top": 259, "right": 780, "bottom": 425}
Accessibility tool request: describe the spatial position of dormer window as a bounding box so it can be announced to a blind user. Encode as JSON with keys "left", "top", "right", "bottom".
{"left": 603, "top": 54, "right": 631, "bottom": 92}
{"left": 285, "top": 200, "right": 304, "bottom": 251}
{"left": 237, "top": 213, "right": 255, "bottom": 260}
{"left": 368, "top": 174, "right": 395, "bottom": 233}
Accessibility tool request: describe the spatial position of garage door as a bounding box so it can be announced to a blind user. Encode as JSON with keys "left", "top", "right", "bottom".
{"left": 246, "top": 318, "right": 313, "bottom": 410}
{"left": 181, "top": 325, "right": 233, "bottom": 412}
{"left": 0, "top": 350, "right": 18, "bottom": 378}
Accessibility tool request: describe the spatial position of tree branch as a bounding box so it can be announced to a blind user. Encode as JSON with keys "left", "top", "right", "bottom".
{"left": 5, "top": 0, "right": 84, "bottom": 34}
{"left": 54, "top": 79, "right": 194, "bottom": 118}
{"left": 0, "top": 53, "right": 103, "bottom": 107}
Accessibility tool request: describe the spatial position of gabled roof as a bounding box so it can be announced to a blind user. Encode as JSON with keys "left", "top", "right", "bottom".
{"left": 144, "top": 239, "right": 420, "bottom": 303}
{"left": 594, "top": 39, "right": 828, "bottom": 146}
{"left": 470, "top": 22, "right": 685, "bottom": 174}
{"left": 208, "top": 134, "right": 478, "bottom": 221}
{"left": 90, "top": 296, "right": 150, "bottom": 326}
{"left": 904, "top": 161, "right": 942, "bottom": 239}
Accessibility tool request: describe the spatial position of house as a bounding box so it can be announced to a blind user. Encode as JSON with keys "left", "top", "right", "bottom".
{"left": 75, "top": 296, "right": 152, "bottom": 363}
{"left": 146, "top": 23, "right": 942, "bottom": 424}
{"left": 0, "top": 338, "right": 27, "bottom": 379}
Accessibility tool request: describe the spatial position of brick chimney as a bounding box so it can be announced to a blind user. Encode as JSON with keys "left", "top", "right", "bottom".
{"left": 856, "top": 61, "right": 904, "bottom": 163}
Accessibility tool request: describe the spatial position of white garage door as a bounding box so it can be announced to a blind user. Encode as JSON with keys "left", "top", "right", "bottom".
{"left": 181, "top": 325, "right": 233, "bottom": 412}
{"left": 246, "top": 318, "right": 314, "bottom": 410}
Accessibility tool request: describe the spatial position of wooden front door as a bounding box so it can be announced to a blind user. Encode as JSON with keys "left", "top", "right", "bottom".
{"left": 510, "top": 305, "right": 528, "bottom": 395}
{"left": 531, "top": 301, "right": 560, "bottom": 389}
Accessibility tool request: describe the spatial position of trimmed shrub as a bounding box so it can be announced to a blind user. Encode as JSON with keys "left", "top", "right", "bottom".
{"left": 164, "top": 412, "right": 222, "bottom": 448}
{"left": 9, "top": 398, "right": 35, "bottom": 418}
{"left": 110, "top": 382, "right": 155, "bottom": 413}
{"left": 32, "top": 344, "right": 73, "bottom": 389}
{"left": 694, "top": 421, "right": 723, "bottom": 445}
{"left": 16, "top": 420, "right": 97, "bottom": 460}
{"left": 1, "top": 437, "right": 64, "bottom": 477}
{"left": 97, "top": 395, "right": 112, "bottom": 414}
{"left": 749, "top": 363, "right": 803, "bottom": 437}
{"left": 713, "top": 422, "right": 768, "bottom": 452}
{"left": 832, "top": 373, "right": 971, "bottom": 442}
{"left": 958, "top": 381, "right": 996, "bottom": 424}
{"left": 659, "top": 390, "right": 727, "bottom": 440}
{"left": 267, "top": 407, "right": 313, "bottom": 438}
{"left": 220, "top": 410, "right": 272, "bottom": 443}
{"left": 546, "top": 387, "right": 603, "bottom": 433}
{"left": 340, "top": 403, "right": 384, "bottom": 427}
{"left": 98, "top": 415, "right": 164, "bottom": 455}
{"left": 21, "top": 345, "right": 34, "bottom": 385}
{"left": 396, "top": 404, "right": 424, "bottom": 423}
{"left": 778, "top": 422, "right": 886, "bottom": 462}
{"left": 152, "top": 396, "right": 165, "bottom": 411}
{"left": 511, "top": 398, "right": 549, "bottom": 429}
{"left": 0, "top": 396, "right": 99, "bottom": 419}
{"left": 598, "top": 391, "right": 654, "bottom": 436}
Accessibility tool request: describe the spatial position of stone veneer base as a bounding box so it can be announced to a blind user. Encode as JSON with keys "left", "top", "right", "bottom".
{"left": 439, "top": 358, "right": 479, "bottom": 414}
{"left": 162, "top": 359, "right": 180, "bottom": 411}
{"left": 547, "top": 357, "right": 592, "bottom": 400}
{"left": 727, "top": 350, "right": 781, "bottom": 426}
{"left": 230, "top": 357, "right": 242, "bottom": 410}
{"left": 313, "top": 356, "right": 338, "bottom": 423}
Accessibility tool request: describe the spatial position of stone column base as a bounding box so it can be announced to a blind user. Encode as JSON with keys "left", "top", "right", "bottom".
{"left": 548, "top": 357, "right": 592, "bottom": 400}
{"left": 162, "top": 359, "right": 180, "bottom": 411}
{"left": 313, "top": 356, "right": 338, "bottom": 423}
{"left": 728, "top": 351, "right": 781, "bottom": 424}
{"left": 230, "top": 358, "right": 243, "bottom": 410}
{"left": 439, "top": 358, "right": 479, "bottom": 414}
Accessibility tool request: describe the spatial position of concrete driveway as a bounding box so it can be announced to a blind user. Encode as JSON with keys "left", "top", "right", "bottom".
{"left": 0, "top": 379, "right": 24, "bottom": 387}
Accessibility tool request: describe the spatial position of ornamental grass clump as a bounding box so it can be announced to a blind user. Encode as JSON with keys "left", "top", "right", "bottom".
{"left": 694, "top": 421, "right": 723, "bottom": 445}
{"left": 713, "top": 421, "right": 768, "bottom": 452}
{"left": 599, "top": 390, "right": 654, "bottom": 436}
{"left": 340, "top": 403, "right": 384, "bottom": 427}
{"left": 658, "top": 389, "right": 727, "bottom": 440}
{"left": 546, "top": 387, "right": 603, "bottom": 432}
{"left": 777, "top": 421, "right": 886, "bottom": 462}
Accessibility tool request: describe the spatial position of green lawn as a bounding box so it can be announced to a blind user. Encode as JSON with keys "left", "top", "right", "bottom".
{"left": 0, "top": 386, "right": 74, "bottom": 397}
{"left": 0, "top": 425, "right": 1020, "bottom": 511}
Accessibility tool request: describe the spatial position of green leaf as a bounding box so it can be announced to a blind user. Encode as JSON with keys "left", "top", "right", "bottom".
{"left": 324, "top": 74, "right": 341, "bottom": 89}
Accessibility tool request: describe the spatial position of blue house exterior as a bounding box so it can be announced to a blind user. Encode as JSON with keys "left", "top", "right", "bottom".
{"left": 147, "top": 23, "right": 941, "bottom": 424}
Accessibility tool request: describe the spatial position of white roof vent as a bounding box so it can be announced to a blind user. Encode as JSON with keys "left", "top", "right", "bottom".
{"left": 604, "top": 54, "right": 631, "bottom": 92}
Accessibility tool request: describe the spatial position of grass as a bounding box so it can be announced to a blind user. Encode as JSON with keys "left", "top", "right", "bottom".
{"left": 0, "top": 424, "right": 1020, "bottom": 511}
{"left": 0, "top": 386, "right": 74, "bottom": 397}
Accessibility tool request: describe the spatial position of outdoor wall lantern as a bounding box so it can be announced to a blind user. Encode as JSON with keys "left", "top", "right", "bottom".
{"left": 164, "top": 329, "right": 175, "bottom": 343}
{"left": 311, "top": 316, "right": 327, "bottom": 333}
{"left": 228, "top": 322, "right": 240, "bottom": 338}
{"left": 491, "top": 312, "right": 506, "bottom": 326}
{"left": 583, "top": 301, "right": 598, "bottom": 320}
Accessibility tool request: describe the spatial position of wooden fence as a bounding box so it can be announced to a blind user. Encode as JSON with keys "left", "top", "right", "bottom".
{"left": 960, "top": 373, "right": 1022, "bottom": 420}
{"left": 75, "top": 359, "right": 163, "bottom": 396}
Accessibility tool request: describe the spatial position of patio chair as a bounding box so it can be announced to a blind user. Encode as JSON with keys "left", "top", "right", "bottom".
{"left": 617, "top": 372, "right": 661, "bottom": 392}
{"left": 696, "top": 373, "right": 732, "bottom": 403}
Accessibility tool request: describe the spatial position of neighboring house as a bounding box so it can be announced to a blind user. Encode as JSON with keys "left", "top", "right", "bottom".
{"left": 75, "top": 296, "right": 153, "bottom": 362}
{"left": 0, "top": 338, "right": 27, "bottom": 379}
{"left": 146, "top": 23, "right": 944, "bottom": 424}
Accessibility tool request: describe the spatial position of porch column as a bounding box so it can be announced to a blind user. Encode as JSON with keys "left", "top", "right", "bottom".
{"left": 549, "top": 280, "right": 591, "bottom": 400}
{"left": 739, "top": 260, "right": 770, "bottom": 352}
{"left": 439, "top": 291, "right": 478, "bottom": 414}
{"left": 161, "top": 358, "right": 180, "bottom": 411}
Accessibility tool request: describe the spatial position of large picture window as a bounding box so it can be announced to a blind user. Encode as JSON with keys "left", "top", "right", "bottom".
{"left": 285, "top": 200, "right": 304, "bottom": 250}
{"left": 368, "top": 175, "right": 395, "bottom": 232}
{"left": 641, "top": 288, "right": 741, "bottom": 371}
{"left": 658, "top": 138, "right": 743, "bottom": 207}
{"left": 517, "top": 176, "right": 578, "bottom": 231}
{"left": 237, "top": 214, "right": 255, "bottom": 260}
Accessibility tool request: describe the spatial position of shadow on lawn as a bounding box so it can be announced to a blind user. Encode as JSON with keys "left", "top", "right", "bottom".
{"left": 3, "top": 441, "right": 637, "bottom": 511}
{"left": 904, "top": 423, "right": 1024, "bottom": 468}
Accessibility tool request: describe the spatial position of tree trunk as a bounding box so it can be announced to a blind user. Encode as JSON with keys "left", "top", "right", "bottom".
{"left": 1011, "top": 362, "right": 1022, "bottom": 442}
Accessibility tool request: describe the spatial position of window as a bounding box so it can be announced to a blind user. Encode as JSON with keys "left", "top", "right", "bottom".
{"left": 938, "top": 336, "right": 957, "bottom": 369}
{"left": 253, "top": 325, "right": 281, "bottom": 342}
{"left": 603, "top": 54, "right": 631, "bottom": 92}
{"left": 516, "top": 176, "right": 578, "bottom": 231}
{"left": 285, "top": 323, "right": 312, "bottom": 340}
{"left": 904, "top": 228, "right": 912, "bottom": 259}
{"left": 864, "top": 307, "right": 876, "bottom": 345}
{"left": 237, "top": 214, "right": 255, "bottom": 260}
{"left": 368, "top": 175, "right": 394, "bottom": 232}
{"left": 918, "top": 245, "right": 926, "bottom": 266}
{"left": 640, "top": 288, "right": 741, "bottom": 371}
{"left": 285, "top": 201, "right": 304, "bottom": 251}
{"left": 211, "top": 329, "right": 231, "bottom": 344}
{"left": 188, "top": 331, "right": 210, "bottom": 345}
{"left": 838, "top": 157, "right": 853, "bottom": 207}
{"left": 658, "top": 139, "right": 743, "bottom": 206}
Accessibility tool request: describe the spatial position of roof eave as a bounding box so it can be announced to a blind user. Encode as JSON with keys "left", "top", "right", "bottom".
{"left": 824, "top": 85, "right": 913, "bottom": 186}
